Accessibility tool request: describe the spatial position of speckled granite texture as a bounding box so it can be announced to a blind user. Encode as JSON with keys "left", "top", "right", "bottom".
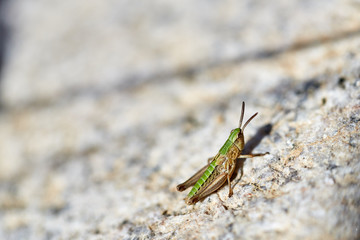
{"left": 0, "top": 1, "right": 359, "bottom": 239}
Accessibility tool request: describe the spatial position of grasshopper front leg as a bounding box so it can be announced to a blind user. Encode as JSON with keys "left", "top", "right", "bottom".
{"left": 223, "top": 153, "right": 268, "bottom": 198}
{"left": 176, "top": 157, "right": 214, "bottom": 192}
{"left": 239, "top": 152, "right": 269, "bottom": 158}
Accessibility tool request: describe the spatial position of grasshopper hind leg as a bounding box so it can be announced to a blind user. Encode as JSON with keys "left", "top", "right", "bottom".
{"left": 185, "top": 172, "right": 228, "bottom": 205}
{"left": 186, "top": 159, "right": 236, "bottom": 204}
{"left": 176, "top": 157, "right": 214, "bottom": 192}
{"left": 226, "top": 158, "right": 236, "bottom": 197}
{"left": 227, "top": 173, "right": 233, "bottom": 197}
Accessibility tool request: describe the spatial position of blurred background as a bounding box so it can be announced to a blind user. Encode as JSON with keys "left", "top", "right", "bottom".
{"left": 0, "top": 0, "right": 359, "bottom": 239}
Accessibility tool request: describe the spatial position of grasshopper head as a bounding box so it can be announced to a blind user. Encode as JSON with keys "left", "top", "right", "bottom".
{"left": 229, "top": 128, "right": 242, "bottom": 142}
{"left": 230, "top": 128, "right": 244, "bottom": 150}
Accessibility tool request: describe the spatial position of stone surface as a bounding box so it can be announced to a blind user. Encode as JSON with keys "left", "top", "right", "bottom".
{"left": 0, "top": 1, "right": 359, "bottom": 239}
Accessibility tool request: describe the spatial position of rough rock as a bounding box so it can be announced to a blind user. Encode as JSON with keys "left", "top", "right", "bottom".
{"left": 0, "top": 1, "right": 359, "bottom": 239}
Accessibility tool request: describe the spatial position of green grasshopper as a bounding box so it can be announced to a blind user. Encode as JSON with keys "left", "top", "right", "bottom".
{"left": 177, "top": 102, "right": 269, "bottom": 205}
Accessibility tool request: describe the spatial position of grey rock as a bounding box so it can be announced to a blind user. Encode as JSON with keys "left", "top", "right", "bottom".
{"left": 0, "top": 1, "right": 359, "bottom": 239}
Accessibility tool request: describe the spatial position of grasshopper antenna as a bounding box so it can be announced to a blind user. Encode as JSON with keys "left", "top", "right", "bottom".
{"left": 239, "top": 102, "right": 245, "bottom": 128}
{"left": 242, "top": 112, "right": 258, "bottom": 131}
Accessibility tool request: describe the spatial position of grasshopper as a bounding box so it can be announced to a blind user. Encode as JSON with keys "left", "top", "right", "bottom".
{"left": 177, "top": 102, "right": 269, "bottom": 205}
